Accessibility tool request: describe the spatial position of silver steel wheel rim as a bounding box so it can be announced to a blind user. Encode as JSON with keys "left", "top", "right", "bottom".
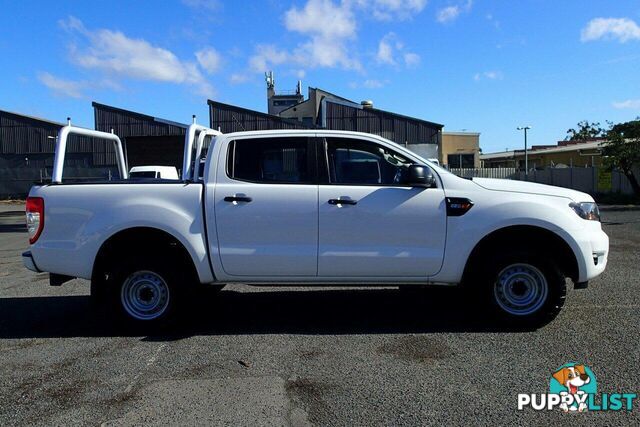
{"left": 120, "top": 270, "right": 170, "bottom": 321}
{"left": 493, "top": 263, "right": 548, "bottom": 316}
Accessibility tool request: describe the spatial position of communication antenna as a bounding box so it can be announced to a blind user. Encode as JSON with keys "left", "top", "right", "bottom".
{"left": 265, "top": 71, "right": 275, "bottom": 89}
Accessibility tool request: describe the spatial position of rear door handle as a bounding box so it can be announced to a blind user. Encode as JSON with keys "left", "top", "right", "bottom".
{"left": 328, "top": 198, "right": 357, "bottom": 206}
{"left": 224, "top": 195, "right": 252, "bottom": 203}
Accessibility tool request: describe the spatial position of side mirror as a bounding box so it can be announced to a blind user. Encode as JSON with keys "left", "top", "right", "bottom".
{"left": 404, "top": 164, "right": 437, "bottom": 188}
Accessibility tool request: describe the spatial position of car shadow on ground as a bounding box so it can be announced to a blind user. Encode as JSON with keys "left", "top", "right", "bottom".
{"left": 0, "top": 287, "right": 535, "bottom": 339}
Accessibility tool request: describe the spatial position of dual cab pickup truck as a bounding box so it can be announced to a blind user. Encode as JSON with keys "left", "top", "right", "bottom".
{"left": 23, "top": 123, "right": 609, "bottom": 328}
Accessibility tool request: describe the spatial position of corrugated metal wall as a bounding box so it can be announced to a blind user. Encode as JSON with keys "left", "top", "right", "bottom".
{"left": 93, "top": 102, "right": 187, "bottom": 166}
{"left": 209, "top": 100, "right": 312, "bottom": 133}
{"left": 0, "top": 110, "right": 115, "bottom": 166}
{"left": 93, "top": 102, "right": 187, "bottom": 138}
{"left": 324, "top": 102, "right": 441, "bottom": 146}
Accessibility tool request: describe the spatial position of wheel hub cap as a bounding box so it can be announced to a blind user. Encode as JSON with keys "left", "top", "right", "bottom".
{"left": 493, "top": 263, "right": 548, "bottom": 316}
{"left": 121, "top": 271, "right": 170, "bottom": 321}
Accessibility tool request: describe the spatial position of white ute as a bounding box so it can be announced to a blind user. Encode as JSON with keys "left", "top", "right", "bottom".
{"left": 23, "top": 122, "right": 609, "bottom": 328}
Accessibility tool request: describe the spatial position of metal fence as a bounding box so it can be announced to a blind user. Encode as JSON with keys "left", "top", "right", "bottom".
{"left": 449, "top": 167, "right": 518, "bottom": 179}
{"left": 448, "top": 167, "right": 637, "bottom": 195}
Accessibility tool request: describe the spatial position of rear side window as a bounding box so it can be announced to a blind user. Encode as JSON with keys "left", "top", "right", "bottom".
{"left": 227, "top": 137, "right": 312, "bottom": 184}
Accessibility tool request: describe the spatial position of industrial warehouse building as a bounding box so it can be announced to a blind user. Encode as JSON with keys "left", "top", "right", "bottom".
{"left": 1, "top": 75, "right": 483, "bottom": 198}
{"left": 0, "top": 109, "right": 116, "bottom": 198}
{"left": 480, "top": 139, "right": 605, "bottom": 169}
{"left": 93, "top": 102, "right": 188, "bottom": 171}
{"left": 0, "top": 105, "right": 189, "bottom": 198}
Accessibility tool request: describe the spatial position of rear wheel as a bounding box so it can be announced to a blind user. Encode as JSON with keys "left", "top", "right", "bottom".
{"left": 120, "top": 270, "right": 172, "bottom": 322}
{"left": 478, "top": 255, "right": 566, "bottom": 328}
{"left": 92, "top": 257, "right": 184, "bottom": 330}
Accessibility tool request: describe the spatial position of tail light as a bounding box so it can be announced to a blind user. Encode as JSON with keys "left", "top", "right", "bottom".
{"left": 26, "top": 197, "right": 44, "bottom": 244}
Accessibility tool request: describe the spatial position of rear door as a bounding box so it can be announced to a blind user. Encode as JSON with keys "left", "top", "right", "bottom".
{"left": 213, "top": 136, "right": 318, "bottom": 276}
{"left": 317, "top": 136, "right": 447, "bottom": 277}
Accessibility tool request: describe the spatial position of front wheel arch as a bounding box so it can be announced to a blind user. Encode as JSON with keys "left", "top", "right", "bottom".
{"left": 461, "top": 225, "right": 579, "bottom": 287}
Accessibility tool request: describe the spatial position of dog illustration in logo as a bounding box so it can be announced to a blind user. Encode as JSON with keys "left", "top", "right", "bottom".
{"left": 552, "top": 364, "right": 591, "bottom": 412}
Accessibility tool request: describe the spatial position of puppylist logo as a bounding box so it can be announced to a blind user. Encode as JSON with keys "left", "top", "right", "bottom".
{"left": 518, "top": 363, "right": 637, "bottom": 412}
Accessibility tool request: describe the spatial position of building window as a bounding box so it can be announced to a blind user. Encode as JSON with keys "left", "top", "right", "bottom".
{"left": 447, "top": 153, "right": 475, "bottom": 168}
{"left": 227, "top": 137, "right": 311, "bottom": 184}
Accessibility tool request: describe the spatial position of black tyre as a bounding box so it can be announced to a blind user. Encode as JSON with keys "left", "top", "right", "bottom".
{"left": 478, "top": 254, "right": 566, "bottom": 329}
{"left": 92, "top": 256, "right": 184, "bottom": 330}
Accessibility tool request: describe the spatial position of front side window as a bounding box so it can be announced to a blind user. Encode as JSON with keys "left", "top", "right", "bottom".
{"left": 325, "top": 138, "right": 414, "bottom": 185}
{"left": 227, "top": 137, "right": 311, "bottom": 184}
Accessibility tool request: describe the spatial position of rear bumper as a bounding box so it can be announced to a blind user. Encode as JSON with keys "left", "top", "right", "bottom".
{"left": 22, "top": 250, "right": 41, "bottom": 273}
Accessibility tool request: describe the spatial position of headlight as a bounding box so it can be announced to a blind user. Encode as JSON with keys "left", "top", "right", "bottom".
{"left": 569, "top": 202, "right": 600, "bottom": 221}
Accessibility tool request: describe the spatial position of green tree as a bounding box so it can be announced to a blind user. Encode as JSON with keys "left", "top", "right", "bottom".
{"left": 565, "top": 120, "right": 606, "bottom": 141}
{"left": 603, "top": 119, "right": 640, "bottom": 196}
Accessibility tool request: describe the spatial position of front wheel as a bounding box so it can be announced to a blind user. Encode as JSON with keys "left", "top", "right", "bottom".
{"left": 481, "top": 255, "right": 566, "bottom": 328}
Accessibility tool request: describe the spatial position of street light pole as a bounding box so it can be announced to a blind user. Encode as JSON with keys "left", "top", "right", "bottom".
{"left": 517, "top": 126, "right": 531, "bottom": 179}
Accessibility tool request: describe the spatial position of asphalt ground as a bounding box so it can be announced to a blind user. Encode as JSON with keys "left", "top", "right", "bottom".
{"left": 0, "top": 202, "right": 639, "bottom": 426}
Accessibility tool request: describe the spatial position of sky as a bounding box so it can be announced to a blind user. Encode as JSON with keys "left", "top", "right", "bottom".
{"left": 1, "top": 0, "right": 639, "bottom": 153}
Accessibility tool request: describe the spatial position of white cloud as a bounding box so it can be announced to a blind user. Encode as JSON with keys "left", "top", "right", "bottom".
{"left": 349, "top": 79, "right": 387, "bottom": 89}
{"left": 581, "top": 17, "right": 640, "bottom": 43}
{"left": 249, "top": 44, "right": 292, "bottom": 72}
{"left": 437, "top": 6, "right": 460, "bottom": 23}
{"left": 58, "top": 16, "right": 214, "bottom": 95}
{"left": 284, "top": 0, "right": 360, "bottom": 69}
{"left": 375, "top": 33, "right": 420, "bottom": 68}
{"left": 376, "top": 34, "right": 396, "bottom": 65}
{"left": 404, "top": 52, "right": 421, "bottom": 67}
{"left": 286, "top": 0, "right": 356, "bottom": 39}
{"left": 436, "top": 0, "right": 473, "bottom": 23}
{"left": 37, "top": 72, "right": 122, "bottom": 98}
{"left": 354, "top": 0, "right": 428, "bottom": 21}
{"left": 229, "top": 73, "right": 250, "bottom": 84}
{"left": 612, "top": 99, "right": 640, "bottom": 110}
{"left": 195, "top": 47, "right": 222, "bottom": 74}
{"left": 181, "top": 0, "right": 220, "bottom": 12}
{"left": 249, "top": 0, "right": 360, "bottom": 71}
{"left": 38, "top": 72, "right": 86, "bottom": 98}
{"left": 474, "top": 70, "right": 503, "bottom": 81}
{"left": 247, "top": 0, "right": 429, "bottom": 74}
{"left": 363, "top": 79, "right": 384, "bottom": 88}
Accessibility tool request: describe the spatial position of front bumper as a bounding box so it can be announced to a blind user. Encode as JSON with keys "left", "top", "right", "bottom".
{"left": 22, "top": 250, "right": 40, "bottom": 273}
{"left": 575, "top": 227, "right": 609, "bottom": 283}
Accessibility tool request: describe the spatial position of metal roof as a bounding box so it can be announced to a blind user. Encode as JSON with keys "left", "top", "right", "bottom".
{"left": 323, "top": 101, "right": 442, "bottom": 145}
{"left": 481, "top": 140, "right": 605, "bottom": 160}
{"left": 208, "top": 100, "right": 313, "bottom": 133}
{"left": 92, "top": 102, "right": 188, "bottom": 138}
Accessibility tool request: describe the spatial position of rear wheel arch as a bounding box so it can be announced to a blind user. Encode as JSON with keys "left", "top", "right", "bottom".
{"left": 91, "top": 227, "right": 199, "bottom": 290}
{"left": 462, "top": 225, "right": 579, "bottom": 285}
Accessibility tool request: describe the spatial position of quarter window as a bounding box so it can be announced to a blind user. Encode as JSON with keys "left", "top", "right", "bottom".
{"left": 325, "top": 138, "right": 414, "bottom": 185}
{"left": 227, "top": 137, "right": 312, "bottom": 184}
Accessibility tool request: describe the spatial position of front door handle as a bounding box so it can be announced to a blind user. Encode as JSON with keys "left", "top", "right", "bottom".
{"left": 328, "top": 198, "right": 357, "bottom": 206}
{"left": 224, "top": 195, "right": 252, "bottom": 203}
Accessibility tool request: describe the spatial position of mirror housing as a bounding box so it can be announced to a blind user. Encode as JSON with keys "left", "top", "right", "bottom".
{"left": 404, "top": 165, "right": 437, "bottom": 188}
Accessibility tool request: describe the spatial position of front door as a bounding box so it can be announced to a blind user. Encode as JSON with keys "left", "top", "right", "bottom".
{"left": 214, "top": 136, "right": 318, "bottom": 276}
{"left": 318, "top": 136, "right": 446, "bottom": 277}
